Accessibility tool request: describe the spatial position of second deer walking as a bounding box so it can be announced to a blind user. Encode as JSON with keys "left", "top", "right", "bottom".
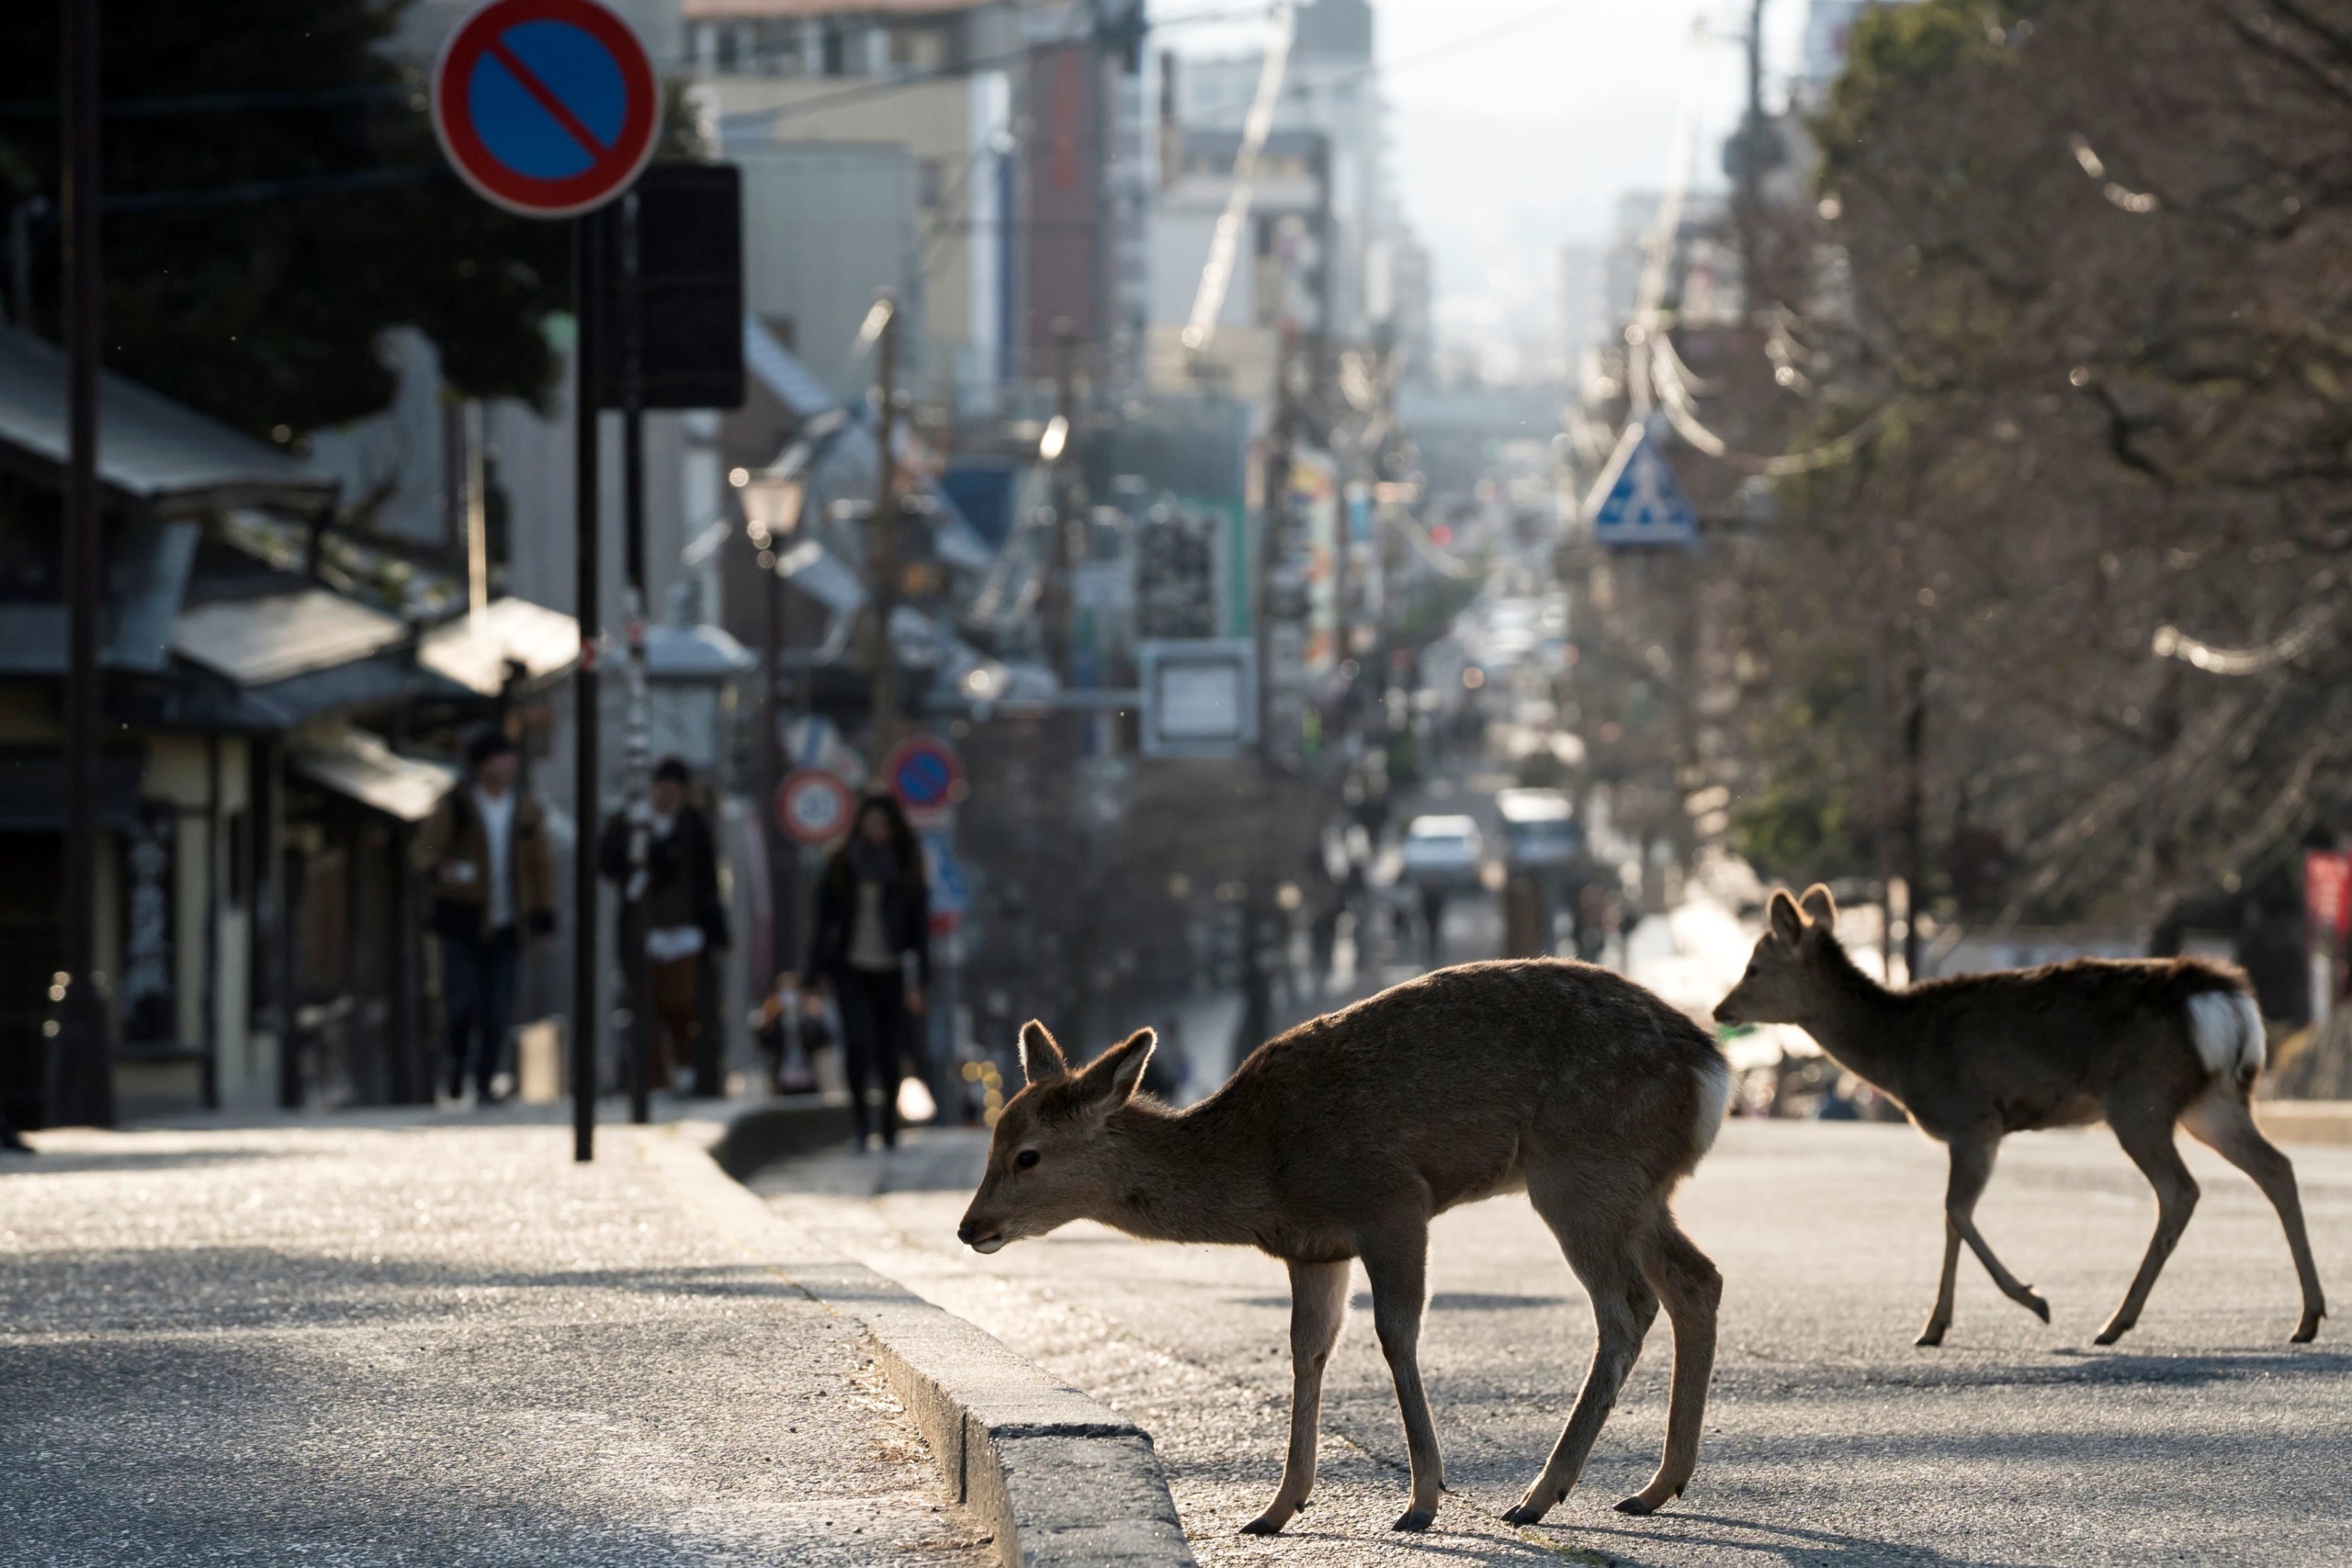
{"left": 1716, "top": 885, "right": 2325, "bottom": 1347}
{"left": 956, "top": 958, "right": 1732, "bottom": 1535}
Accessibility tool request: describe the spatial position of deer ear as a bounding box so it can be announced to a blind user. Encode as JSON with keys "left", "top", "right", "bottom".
{"left": 1799, "top": 884, "right": 1838, "bottom": 930}
{"left": 1768, "top": 890, "right": 1804, "bottom": 942}
{"left": 1079, "top": 1029, "right": 1156, "bottom": 1114}
{"left": 1018, "top": 1021, "right": 1069, "bottom": 1087}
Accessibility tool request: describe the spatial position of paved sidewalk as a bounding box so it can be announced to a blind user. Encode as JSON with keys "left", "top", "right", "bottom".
{"left": 0, "top": 1121, "right": 991, "bottom": 1567}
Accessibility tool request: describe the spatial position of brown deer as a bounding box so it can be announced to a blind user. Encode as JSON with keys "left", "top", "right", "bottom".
{"left": 1715, "top": 884, "right": 2326, "bottom": 1348}
{"left": 956, "top": 959, "right": 1732, "bottom": 1536}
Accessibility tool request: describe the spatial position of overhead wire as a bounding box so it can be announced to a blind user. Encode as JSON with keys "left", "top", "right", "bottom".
{"left": 1181, "top": 2, "right": 1295, "bottom": 353}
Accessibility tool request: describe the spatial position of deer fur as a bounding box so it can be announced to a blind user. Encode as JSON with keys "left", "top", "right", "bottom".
{"left": 1716, "top": 884, "right": 2326, "bottom": 1347}
{"left": 957, "top": 959, "right": 1730, "bottom": 1536}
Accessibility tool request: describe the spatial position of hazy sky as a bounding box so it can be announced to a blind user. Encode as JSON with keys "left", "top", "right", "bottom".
{"left": 1167, "top": 0, "right": 1813, "bottom": 374}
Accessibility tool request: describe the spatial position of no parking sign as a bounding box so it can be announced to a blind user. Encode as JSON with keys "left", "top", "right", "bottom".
{"left": 885, "top": 735, "right": 965, "bottom": 823}
{"left": 432, "top": 0, "right": 662, "bottom": 219}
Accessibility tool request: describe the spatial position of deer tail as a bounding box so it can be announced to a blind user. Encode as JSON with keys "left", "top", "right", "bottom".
{"left": 1690, "top": 1051, "right": 1733, "bottom": 1159}
{"left": 2184, "top": 988, "right": 2265, "bottom": 1089}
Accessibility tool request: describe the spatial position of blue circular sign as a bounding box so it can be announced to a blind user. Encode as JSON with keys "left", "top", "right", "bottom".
{"left": 885, "top": 737, "right": 964, "bottom": 816}
{"left": 432, "top": 0, "right": 661, "bottom": 219}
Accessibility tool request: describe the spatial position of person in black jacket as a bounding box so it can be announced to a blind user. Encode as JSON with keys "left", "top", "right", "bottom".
{"left": 600, "top": 757, "right": 729, "bottom": 1092}
{"left": 807, "top": 794, "right": 929, "bottom": 1147}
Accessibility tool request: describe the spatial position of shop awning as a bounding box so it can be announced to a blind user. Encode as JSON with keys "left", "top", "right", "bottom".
{"left": 289, "top": 730, "right": 458, "bottom": 824}
{"left": 0, "top": 326, "right": 337, "bottom": 518}
{"left": 171, "top": 589, "right": 409, "bottom": 687}
{"left": 417, "top": 597, "right": 580, "bottom": 696}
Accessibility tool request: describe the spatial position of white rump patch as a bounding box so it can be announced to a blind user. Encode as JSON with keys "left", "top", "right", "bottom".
{"left": 1691, "top": 1055, "right": 1733, "bottom": 1156}
{"left": 2186, "top": 990, "right": 2265, "bottom": 1081}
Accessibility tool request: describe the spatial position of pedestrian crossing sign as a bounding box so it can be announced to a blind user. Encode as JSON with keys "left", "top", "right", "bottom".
{"left": 1585, "top": 424, "right": 1700, "bottom": 547}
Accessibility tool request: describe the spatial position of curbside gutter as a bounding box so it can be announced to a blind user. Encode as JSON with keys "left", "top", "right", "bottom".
{"left": 639, "top": 1118, "right": 1198, "bottom": 1568}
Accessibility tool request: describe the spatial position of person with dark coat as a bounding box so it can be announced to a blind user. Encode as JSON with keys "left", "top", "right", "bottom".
{"left": 807, "top": 794, "right": 929, "bottom": 1148}
{"left": 412, "top": 729, "right": 558, "bottom": 1101}
{"left": 600, "top": 757, "right": 729, "bottom": 1092}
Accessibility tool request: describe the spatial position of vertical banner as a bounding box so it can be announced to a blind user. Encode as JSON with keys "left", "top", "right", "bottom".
{"left": 119, "top": 804, "right": 176, "bottom": 1043}
{"left": 2306, "top": 849, "right": 2352, "bottom": 1027}
{"left": 1293, "top": 450, "right": 1340, "bottom": 676}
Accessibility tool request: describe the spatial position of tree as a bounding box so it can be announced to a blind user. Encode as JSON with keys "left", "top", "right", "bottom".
{"left": 1701, "top": 0, "right": 2352, "bottom": 925}
{"left": 0, "top": 0, "right": 570, "bottom": 441}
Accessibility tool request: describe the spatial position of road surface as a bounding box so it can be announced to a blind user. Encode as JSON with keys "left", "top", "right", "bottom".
{"left": 761, "top": 1117, "right": 2352, "bottom": 1566}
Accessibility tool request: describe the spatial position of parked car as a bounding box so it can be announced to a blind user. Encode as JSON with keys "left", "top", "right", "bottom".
{"left": 1496, "top": 788, "right": 1583, "bottom": 874}
{"left": 1400, "top": 814, "right": 1485, "bottom": 890}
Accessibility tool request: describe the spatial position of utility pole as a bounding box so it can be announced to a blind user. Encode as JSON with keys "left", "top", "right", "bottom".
{"left": 869, "top": 291, "right": 901, "bottom": 751}
{"left": 1734, "top": 0, "right": 1770, "bottom": 321}
{"left": 1903, "top": 660, "right": 1927, "bottom": 983}
{"left": 50, "top": 0, "right": 112, "bottom": 1129}
{"left": 571, "top": 209, "right": 604, "bottom": 1162}
{"left": 1044, "top": 316, "right": 1079, "bottom": 684}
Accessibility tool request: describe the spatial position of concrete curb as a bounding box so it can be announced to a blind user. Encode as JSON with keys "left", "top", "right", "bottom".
{"left": 636, "top": 1124, "right": 1197, "bottom": 1568}
{"left": 705, "top": 1095, "right": 859, "bottom": 1180}
{"left": 2256, "top": 1100, "right": 2352, "bottom": 1148}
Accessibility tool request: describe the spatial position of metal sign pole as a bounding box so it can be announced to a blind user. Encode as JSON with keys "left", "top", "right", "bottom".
{"left": 571, "top": 210, "right": 604, "bottom": 1162}
{"left": 50, "top": 0, "right": 113, "bottom": 1130}
{"left": 618, "top": 187, "right": 654, "bottom": 1124}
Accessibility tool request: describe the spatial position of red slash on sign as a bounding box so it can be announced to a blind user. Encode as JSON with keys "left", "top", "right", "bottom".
{"left": 432, "top": 0, "right": 659, "bottom": 220}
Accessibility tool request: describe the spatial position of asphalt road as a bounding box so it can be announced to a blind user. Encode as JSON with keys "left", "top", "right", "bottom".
{"left": 760, "top": 1117, "right": 2352, "bottom": 1566}
{"left": 0, "top": 1121, "right": 991, "bottom": 1567}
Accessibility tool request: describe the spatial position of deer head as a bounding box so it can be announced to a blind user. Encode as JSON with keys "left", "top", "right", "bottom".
{"left": 1713, "top": 884, "right": 1838, "bottom": 1027}
{"left": 956, "top": 1021, "right": 1156, "bottom": 1254}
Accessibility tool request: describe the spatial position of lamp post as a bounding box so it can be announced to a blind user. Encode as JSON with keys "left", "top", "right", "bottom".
{"left": 741, "top": 468, "right": 806, "bottom": 975}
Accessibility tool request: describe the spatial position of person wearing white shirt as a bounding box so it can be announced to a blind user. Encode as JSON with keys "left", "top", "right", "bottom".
{"left": 412, "top": 729, "right": 555, "bottom": 1102}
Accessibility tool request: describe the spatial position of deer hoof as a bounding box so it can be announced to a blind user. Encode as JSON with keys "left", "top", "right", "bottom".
{"left": 2021, "top": 1289, "right": 2052, "bottom": 1324}
{"left": 1915, "top": 1324, "right": 1948, "bottom": 1348}
{"left": 1238, "top": 1513, "right": 1287, "bottom": 1537}
{"left": 2092, "top": 1321, "right": 2131, "bottom": 1347}
{"left": 1613, "top": 1494, "right": 1660, "bottom": 1517}
{"left": 2291, "top": 1310, "right": 2323, "bottom": 1344}
{"left": 1500, "top": 1501, "right": 1549, "bottom": 1527}
{"left": 1391, "top": 1507, "right": 1435, "bottom": 1532}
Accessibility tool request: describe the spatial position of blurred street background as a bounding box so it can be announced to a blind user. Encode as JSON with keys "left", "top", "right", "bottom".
{"left": 7, "top": 0, "right": 2352, "bottom": 1132}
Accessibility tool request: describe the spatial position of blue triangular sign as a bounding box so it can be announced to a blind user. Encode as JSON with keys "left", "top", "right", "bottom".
{"left": 1586, "top": 424, "right": 1699, "bottom": 546}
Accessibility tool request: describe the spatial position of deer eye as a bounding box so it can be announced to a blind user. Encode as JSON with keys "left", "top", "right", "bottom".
{"left": 1015, "top": 1149, "right": 1041, "bottom": 1170}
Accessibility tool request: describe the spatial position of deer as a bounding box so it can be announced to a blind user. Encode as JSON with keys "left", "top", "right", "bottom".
{"left": 956, "top": 959, "right": 1733, "bottom": 1537}
{"left": 1715, "top": 884, "right": 2326, "bottom": 1348}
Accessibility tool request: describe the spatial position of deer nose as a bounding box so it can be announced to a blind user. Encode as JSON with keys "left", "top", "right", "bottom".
{"left": 956, "top": 1220, "right": 978, "bottom": 1246}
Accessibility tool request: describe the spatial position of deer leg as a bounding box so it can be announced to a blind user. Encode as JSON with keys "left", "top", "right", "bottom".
{"left": 2181, "top": 1092, "right": 2326, "bottom": 1343}
{"left": 2095, "top": 1111, "right": 2200, "bottom": 1346}
{"left": 1616, "top": 1213, "right": 1722, "bottom": 1517}
{"left": 1502, "top": 1200, "right": 1658, "bottom": 1527}
{"left": 1940, "top": 1134, "right": 2052, "bottom": 1328}
{"left": 1359, "top": 1227, "right": 1444, "bottom": 1532}
{"left": 1240, "top": 1258, "right": 1351, "bottom": 1535}
{"left": 1917, "top": 1216, "right": 1965, "bottom": 1347}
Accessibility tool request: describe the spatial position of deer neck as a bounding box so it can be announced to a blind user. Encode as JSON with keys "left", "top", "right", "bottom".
{"left": 1090, "top": 1098, "right": 1271, "bottom": 1248}
{"left": 1796, "top": 940, "right": 1909, "bottom": 1094}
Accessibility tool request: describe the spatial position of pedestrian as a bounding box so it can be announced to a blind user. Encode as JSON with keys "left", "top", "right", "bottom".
{"left": 412, "top": 729, "right": 556, "bottom": 1103}
{"left": 601, "top": 757, "right": 729, "bottom": 1093}
{"left": 752, "top": 970, "right": 831, "bottom": 1094}
{"left": 807, "top": 794, "right": 929, "bottom": 1149}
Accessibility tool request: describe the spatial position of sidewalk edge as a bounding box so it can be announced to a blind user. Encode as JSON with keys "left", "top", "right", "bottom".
{"left": 636, "top": 1123, "right": 1198, "bottom": 1568}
